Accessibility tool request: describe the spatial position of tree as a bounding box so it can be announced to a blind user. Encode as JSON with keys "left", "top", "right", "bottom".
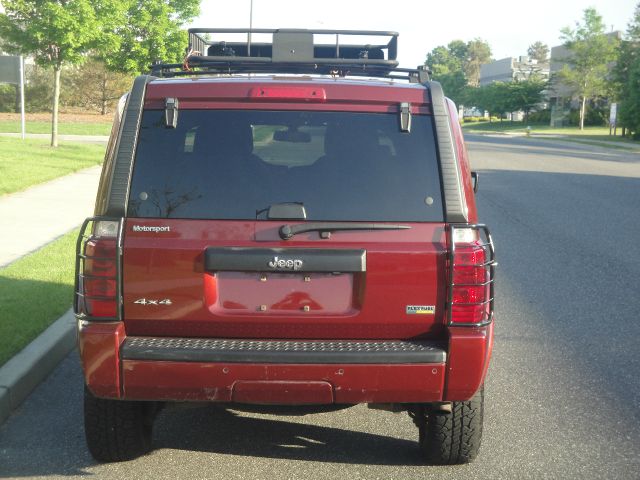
{"left": 557, "top": 7, "right": 619, "bottom": 130}
{"left": 64, "top": 58, "right": 134, "bottom": 115}
{"left": 447, "top": 40, "right": 469, "bottom": 66}
{"left": 0, "top": 0, "right": 200, "bottom": 146}
{"left": 425, "top": 42, "right": 469, "bottom": 106}
{"left": 0, "top": 1, "right": 113, "bottom": 146}
{"left": 425, "top": 42, "right": 466, "bottom": 76}
{"left": 436, "top": 71, "right": 469, "bottom": 107}
{"left": 465, "top": 82, "right": 511, "bottom": 120}
{"left": 613, "top": 2, "right": 640, "bottom": 137}
{"left": 508, "top": 77, "right": 548, "bottom": 123}
{"left": 101, "top": 0, "right": 200, "bottom": 74}
{"left": 622, "top": 61, "right": 640, "bottom": 138}
{"left": 465, "top": 39, "right": 492, "bottom": 87}
{"left": 527, "top": 41, "right": 550, "bottom": 63}
{"left": 424, "top": 39, "right": 492, "bottom": 103}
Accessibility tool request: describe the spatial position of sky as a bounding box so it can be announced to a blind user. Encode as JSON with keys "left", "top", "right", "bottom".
{"left": 191, "top": 0, "right": 638, "bottom": 68}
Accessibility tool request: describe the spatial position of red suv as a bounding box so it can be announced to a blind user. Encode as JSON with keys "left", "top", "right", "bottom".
{"left": 75, "top": 28, "right": 495, "bottom": 465}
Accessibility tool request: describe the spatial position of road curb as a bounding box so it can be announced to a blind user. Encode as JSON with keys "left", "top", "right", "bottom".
{"left": 0, "top": 309, "right": 76, "bottom": 425}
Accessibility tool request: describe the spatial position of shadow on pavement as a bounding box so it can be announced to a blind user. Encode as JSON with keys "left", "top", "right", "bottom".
{"left": 152, "top": 404, "right": 422, "bottom": 466}
{"left": 0, "top": 354, "right": 424, "bottom": 479}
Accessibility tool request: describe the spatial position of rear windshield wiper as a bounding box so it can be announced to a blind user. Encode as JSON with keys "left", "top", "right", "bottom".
{"left": 279, "top": 222, "right": 411, "bottom": 240}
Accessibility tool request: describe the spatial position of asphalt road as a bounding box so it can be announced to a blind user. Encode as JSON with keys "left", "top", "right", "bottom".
{"left": 1, "top": 135, "right": 639, "bottom": 479}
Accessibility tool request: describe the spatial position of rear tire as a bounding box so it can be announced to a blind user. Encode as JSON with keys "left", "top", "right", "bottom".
{"left": 83, "top": 386, "right": 154, "bottom": 462}
{"left": 415, "top": 385, "right": 484, "bottom": 465}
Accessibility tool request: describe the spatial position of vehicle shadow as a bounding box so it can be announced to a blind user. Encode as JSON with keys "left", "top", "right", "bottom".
{"left": 0, "top": 355, "right": 424, "bottom": 479}
{"left": 152, "top": 404, "right": 423, "bottom": 466}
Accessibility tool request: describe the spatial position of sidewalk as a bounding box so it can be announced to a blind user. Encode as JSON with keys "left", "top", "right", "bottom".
{"left": 476, "top": 130, "right": 640, "bottom": 152}
{"left": 0, "top": 165, "right": 102, "bottom": 267}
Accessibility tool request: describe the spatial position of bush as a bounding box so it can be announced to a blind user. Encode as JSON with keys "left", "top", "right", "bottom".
{"left": 568, "top": 107, "right": 607, "bottom": 126}
{"left": 462, "top": 116, "right": 489, "bottom": 123}
{"left": 0, "top": 84, "right": 19, "bottom": 112}
{"left": 63, "top": 59, "right": 133, "bottom": 115}
{"left": 527, "top": 109, "right": 551, "bottom": 124}
{"left": 23, "top": 65, "right": 53, "bottom": 112}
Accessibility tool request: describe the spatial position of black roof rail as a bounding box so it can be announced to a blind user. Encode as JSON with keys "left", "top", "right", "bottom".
{"left": 149, "top": 28, "right": 430, "bottom": 82}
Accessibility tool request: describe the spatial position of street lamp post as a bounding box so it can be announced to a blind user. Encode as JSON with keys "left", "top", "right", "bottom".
{"left": 248, "top": 0, "right": 253, "bottom": 56}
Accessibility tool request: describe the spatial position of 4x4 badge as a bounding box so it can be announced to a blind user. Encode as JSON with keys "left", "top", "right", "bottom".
{"left": 134, "top": 298, "right": 172, "bottom": 306}
{"left": 268, "top": 256, "right": 303, "bottom": 271}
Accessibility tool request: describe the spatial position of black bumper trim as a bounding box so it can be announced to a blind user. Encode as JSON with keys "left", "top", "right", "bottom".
{"left": 121, "top": 337, "right": 447, "bottom": 364}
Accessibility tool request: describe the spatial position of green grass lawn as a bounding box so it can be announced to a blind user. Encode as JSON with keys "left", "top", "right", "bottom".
{"left": 0, "top": 119, "right": 112, "bottom": 136}
{"left": 462, "top": 121, "right": 639, "bottom": 150}
{"left": 0, "top": 229, "right": 78, "bottom": 367}
{"left": 462, "top": 121, "right": 614, "bottom": 135}
{"left": 0, "top": 137, "right": 105, "bottom": 195}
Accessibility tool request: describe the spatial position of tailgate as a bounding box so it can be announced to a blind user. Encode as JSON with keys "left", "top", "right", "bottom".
{"left": 122, "top": 219, "right": 447, "bottom": 339}
{"left": 122, "top": 104, "right": 447, "bottom": 340}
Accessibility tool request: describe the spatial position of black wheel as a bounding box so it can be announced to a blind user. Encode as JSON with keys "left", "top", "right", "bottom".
{"left": 415, "top": 385, "right": 484, "bottom": 465}
{"left": 83, "top": 386, "right": 156, "bottom": 462}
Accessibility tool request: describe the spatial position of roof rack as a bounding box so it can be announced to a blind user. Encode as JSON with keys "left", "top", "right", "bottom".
{"left": 150, "top": 28, "right": 430, "bottom": 83}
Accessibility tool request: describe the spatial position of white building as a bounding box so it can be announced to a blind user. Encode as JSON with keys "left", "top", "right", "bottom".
{"left": 479, "top": 56, "right": 549, "bottom": 86}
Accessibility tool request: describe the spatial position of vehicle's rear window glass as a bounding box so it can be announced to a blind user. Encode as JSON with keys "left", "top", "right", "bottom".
{"left": 128, "top": 110, "right": 443, "bottom": 222}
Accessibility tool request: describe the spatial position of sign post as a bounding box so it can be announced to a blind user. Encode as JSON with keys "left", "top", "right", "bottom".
{"left": 19, "top": 56, "right": 25, "bottom": 140}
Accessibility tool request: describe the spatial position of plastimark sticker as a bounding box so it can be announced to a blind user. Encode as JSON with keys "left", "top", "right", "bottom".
{"left": 406, "top": 305, "right": 435, "bottom": 315}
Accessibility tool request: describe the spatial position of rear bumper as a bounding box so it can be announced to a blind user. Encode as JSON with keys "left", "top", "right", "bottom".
{"left": 78, "top": 320, "right": 492, "bottom": 404}
{"left": 122, "top": 361, "right": 445, "bottom": 404}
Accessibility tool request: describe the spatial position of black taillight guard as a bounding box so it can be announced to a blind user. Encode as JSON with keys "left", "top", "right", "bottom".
{"left": 74, "top": 216, "right": 124, "bottom": 322}
{"left": 447, "top": 224, "right": 497, "bottom": 327}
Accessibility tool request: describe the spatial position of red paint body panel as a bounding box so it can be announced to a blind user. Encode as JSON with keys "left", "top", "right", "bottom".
{"left": 232, "top": 381, "right": 334, "bottom": 404}
{"left": 77, "top": 321, "right": 125, "bottom": 398}
{"left": 121, "top": 360, "right": 445, "bottom": 404}
{"left": 145, "top": 78, "right": 431, "bottom": 112}
{"left": 444, "top": 323, "right": 494, "bottom": 401}
{"left": 122, "top": 219, "right": 448, "bottom": 340}
{"left": 79, "top": 76, "right": 493, "bottom": 407}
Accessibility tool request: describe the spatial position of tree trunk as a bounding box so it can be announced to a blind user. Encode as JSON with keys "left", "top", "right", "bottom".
{"left": 51, "top": 66, "right": 61, "bottom": 147}
{"left": 101, "top": 73, "right": 108, "bottom": 115}
{"left": 579, "top": 96, "right": 586, "bottom": 131}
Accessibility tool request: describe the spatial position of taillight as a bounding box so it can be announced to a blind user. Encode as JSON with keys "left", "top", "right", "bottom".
{"left": 448, "top": 225, "right": 495, "bottom": 326}
{"left": 75, "top": 219, "right": 120, "bottom": 320}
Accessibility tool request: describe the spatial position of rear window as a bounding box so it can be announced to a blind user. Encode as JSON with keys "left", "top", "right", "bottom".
{"left": 127, "top": 110, "right": 443, "bottom": 222}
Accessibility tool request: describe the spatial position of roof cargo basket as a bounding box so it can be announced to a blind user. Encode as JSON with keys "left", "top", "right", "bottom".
{"left": 191, "top": 28, "right": 397, "bottom": 62}
{"left": 150, "top": 28, "right": 428, "bottom": 81}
